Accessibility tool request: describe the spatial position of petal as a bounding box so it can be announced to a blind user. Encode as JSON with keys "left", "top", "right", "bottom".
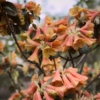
{"left": 28, "top": 47, "right": 39, "bottom": 63}
{"left": 51, "top": 69, "right": 63, "bottom": 86}
{"left": 33, "top": 91, "right": 42, "bottom": 100}
{"left": 44, "top": 91, "right": 54, "bottom": 100}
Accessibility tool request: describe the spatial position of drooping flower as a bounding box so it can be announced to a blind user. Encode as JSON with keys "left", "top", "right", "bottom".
{"left": 33, "top": 91, "right": 42, "bottom": 100}
{"left": 68, "top": 6, "right": 84, "bottom": 19}
{"left": 22, "top": 82, "right": 37, "bottom": 97}
{"left": 42, "top": 16, "right": 54, "bottom": 27}
{"left": 43, "top": 46, "right": 56, "bottom": 58}
{"left": 79, "top": 20, "right": 94, "bottom": 37}
{"left": 56, "top": 21, "right": 96, "bottom": 51}
{"left": 44, "top": 91, "right": 54, "bottom": 100}
{"left": 28, "top": 47, "right": 39, "bottom": 63}
{"left": 83, "top": 8, "right": 100, "bottom": 21}
{"left": 25, "top": 1, "right": 41, "bottom": 16}
{"left": 94, "top": 93, "right": 100, "bottom": 100}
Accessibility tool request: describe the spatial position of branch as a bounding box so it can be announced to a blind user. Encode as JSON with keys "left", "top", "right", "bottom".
{"left": 63, "top": 58, "right": 68, "bottom": 68}
{"left": 75, "top": 54, "right": 87, "bottom": 67}
{"left": 79, "top": 54, "right": 87, "bottom": 74}
{"left": 59, "top": 53, "right": 82, "bottom": 61}
{"left": 83, "top": 73, "right": 100, "bottom": 91}
{"left": 0, "top": 52, "right": 6, "bottom": 56}
{"left": 69, "top": 52, "right": 75, "bottom": 68}
{"left": 0, "top": 3, "right": 46, "bottom": 76}
{"left": 7, "top": 71, "right": 24, "bottom": 99}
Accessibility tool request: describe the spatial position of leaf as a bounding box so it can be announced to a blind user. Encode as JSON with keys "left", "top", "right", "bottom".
{"left": 1, "top": 1, "right": 18, "bottom": 16}
{"left": 11, "top": 70, "right": 19, "bottom": 83}
{"left": 9, "top": 15, "right": 21, "bottom": 24}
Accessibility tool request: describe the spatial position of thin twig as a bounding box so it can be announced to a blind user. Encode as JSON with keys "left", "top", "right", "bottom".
{"left": 90, "top": 44, "right": 100, "bottom": 52}
{"left": 7, "top": 71, "right": 24, "bottom": 99}
{"left": 83, "top": 73, "right": 100, "bottom": 91}
{"left": 63, "top": 58, "right": 68, "bottom": 68}
{"left": 79, "top": 54, "right": 87, "bottom": 74}
{"left": 59, "top": 53, "right": 82, "bottom": 61}
{"left": 75, "top": 54, "right": 87, "bottom": 67}
{"left": 69, "top": 52, "right": 75, "bottom": 68}
{"left": 0, "top": 52, "right": 6, "bottom": 56}
{"left": 0, "top": 3, "right": 46, "bottom": 76}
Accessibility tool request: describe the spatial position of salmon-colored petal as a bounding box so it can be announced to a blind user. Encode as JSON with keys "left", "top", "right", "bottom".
{"left": 66, "top": 73, "right": 79, "bottom": 87}
{"left": 33, "top": 91, "right": 42, "bottom": 100}
{"left": 28, "top": 47, "right": 39, "bottom": 63}
{"left": 47, "top": 85, "right": 67, "bottom": 99}
{"left": 22, "top": 82, "right": 37, "bottom": 96}
{"left": 62, "top": 74, "right": 74, "bottom": 89}
{"left": 51, "top": 69, "right": 63, "bottom": 86}
{"left": 44, "top": 91, "right": 54, "bottom": 100}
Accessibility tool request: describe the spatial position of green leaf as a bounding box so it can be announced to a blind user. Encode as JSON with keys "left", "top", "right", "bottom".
{"left": 11, "top": 70, "right": 19, "bottom": 83}
{"left": 1, "top": 1, "right": 18, "bottom": 16}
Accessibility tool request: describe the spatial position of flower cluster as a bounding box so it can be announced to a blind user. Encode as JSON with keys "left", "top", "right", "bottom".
{"left": 0, "top": 0, "right": 100, "bottom": 100}
{"left": 9, "top": 67, "right": 88, "bottom": 100}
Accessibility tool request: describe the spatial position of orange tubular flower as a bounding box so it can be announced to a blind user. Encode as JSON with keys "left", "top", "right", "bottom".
{"left": 45, "top": 88, "right": 57, "bottom": 98}
{"left": 41, "top": 57, "right": 54, "bottom": 68}
{"left": 62, "top": 74, "right": 75, "bottom": 90}
{"left": 25, "top": 1, "right": 41, "bottom": 16}
{"left": 43, "top": 16, "right": 54, "bottom": 27}
{"left": 83, "top": 8, "right": 100, "bottom": 21}
{"left": 94, "top": 93, "right": 100, "bottom": 100}
{"left": 43, "top": 46, "right": 56, "bottom": 58}
{"left": 28, "top": 47, "right": 39, "bottom": 63}
{"left": 68, "top": 6, "right": 84, "bottom": 19}
{"left": 47, "top": 84, "right": 67, "bottom": 99}
{"left": 79, "top": 20, "right": 94, "bottom": 37}
{"left": 25, "top": 38, "right": 40, "bottom": 50}
{"left": 50, "top": 69, "right": 63, "bottom": 86}
{"left": 22, "top": 82, "right": 37, "bottom": 97}
{"left": 55, "top": 16, "right": 68, "bottom": 26}
{"left": 44, "top": 91, "right": 54, "bottom": 100}
{"left": 33, "top": 91, "right": 42, "bottom": 100}
{"left": 40, "top": 26, "right": 56, "bottom": 41}
{"left": 56, "top": 21, "right": 96, "bottom": 51}
{"left": 53, "top": 17, "right": 68, "bottom": 34}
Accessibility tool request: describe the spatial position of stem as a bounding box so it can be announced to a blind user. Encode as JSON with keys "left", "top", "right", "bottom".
{"left": 0, "top": 52, "right": 6, "bottom": 56}
{"left": 7, "top": 71, "right": 24, "bottom": 99}
{"left": 69, "top": 52, "right": 75, "bottom": 68}
{"left": 59, "top": 53, "right": 82, "bottom": 61}
{"left": 83, "top": 73, "right": 100, "bottom": 91}
{"left": 0, "top": 3, "right": 46, "bottom": 76}
{"left": 79, "top": 54, "right": 87, "bottom": 74}
{"left": 75, "top": 54, "right": 87, "bottom": 67}
{"left": 63, "top": 57, "right": 69, "bottom": 68}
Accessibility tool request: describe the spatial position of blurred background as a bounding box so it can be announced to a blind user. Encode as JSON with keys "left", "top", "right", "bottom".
{"left": 0, "top": 0, "right": 100, "bottom": 100}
